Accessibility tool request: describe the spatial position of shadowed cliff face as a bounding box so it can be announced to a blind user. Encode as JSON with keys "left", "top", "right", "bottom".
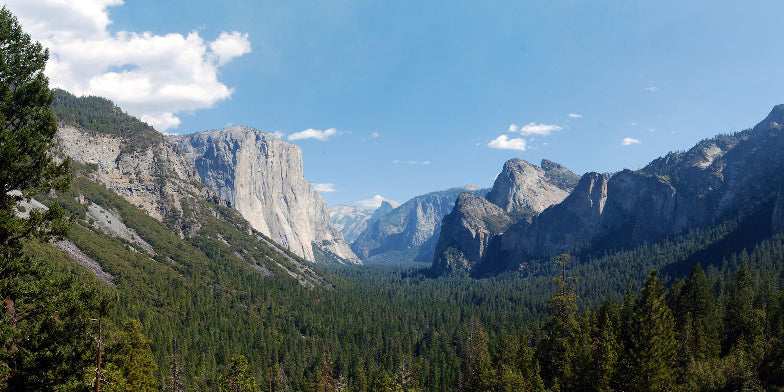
{"left": 170, "top": 126, "right": 360, "bottom": 264}
{"left": 432, "top": 159, "right": 579, "bottom": 275}
{"left": 475, "top": 105, "right": 784, "bottom": 274}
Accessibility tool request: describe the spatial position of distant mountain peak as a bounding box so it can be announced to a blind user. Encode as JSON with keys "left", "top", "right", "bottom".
{"left": 754, "top": 104, "right": 784, "bottom": 131}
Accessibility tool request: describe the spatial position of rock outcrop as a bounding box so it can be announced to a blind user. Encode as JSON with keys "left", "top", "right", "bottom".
{"left": 486, "top": 158, "right": 580, "bottom": 219}
{"left": 56, "top": 124, "right": 206, "bottom": 232}
{"left": 432, "top": 193, "right": 512, "bottom": 273}
{"left": 351, "top": 186, "right": 488, "bottom": 263}
{"left": 171, "top": 126, "right": 360, "bottom": 264}
{"left": 432, "top": 159, "right": 579, "bottom": 274}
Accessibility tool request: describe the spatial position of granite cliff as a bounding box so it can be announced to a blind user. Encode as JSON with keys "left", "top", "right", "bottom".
{"left": 170, "top": 127, "right": 360, "bottom": 264}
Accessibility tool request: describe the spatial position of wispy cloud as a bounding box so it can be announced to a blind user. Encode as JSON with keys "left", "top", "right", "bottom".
{"left": 518, "top": 123, "right": 563, "bottom": 136}
{"left": 488, "top": 135, "right": 527, "bottom": 151}
{"left": 371, "top": 131, "right": 380, "bottom": 138}
{"left": 392, "top": 160, "right": 431, "bottom": 165}
{"left": 313, "top": 183, "right": 336, "bottom": 193}
{"left": 287, "top": 128, "right": 337, "bottom": 141}
{"left": 568, "top": 113, "right": 583, "bottom": 118}
{"left": 643, "top": 86, "right": 659, "bottom": 93}
{"left": 508, "top": 124, "right": 519, "bottom": 132}
{"left": 622, "top": 137, "right": 641, "bottom": 146}
{"left": 4, "top": 0, "right": 251, "bottom": 132}
{"left": 270, "top": 131, "right": 285, "bottom": 139}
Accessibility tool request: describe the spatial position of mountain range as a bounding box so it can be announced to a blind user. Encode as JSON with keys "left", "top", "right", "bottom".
{"left": 431, "top": 104, "right": 784, "bottom": 276}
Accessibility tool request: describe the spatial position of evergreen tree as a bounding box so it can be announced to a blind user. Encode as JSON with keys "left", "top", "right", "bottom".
{"left": 103, "top": 319, "right": 159, "bottom": 392}
{"left": 677, "top": 263, "right": 720, "bottom": 362}
{"left": 724, "top": 262, "right": 762, "bottom": 352}
{"left": 0, "top": 5, "right": 71, "bottom": 265}
{"left": 536, "top": 254, "right": 579, "bottom": 389}
{"left": 626, "top": 270, "right": 677, "bottom": 392}
{"left": 221, "top": 355, "right": 258, "bottom": 392}
{"left": 461, "top": 317, "right": 494, "bottom": 392}
{"left": 591, "top": 311, "right": 619, "bottom": 392}
{"left": 0, "top": 9, "right": 105, "bottom": 390}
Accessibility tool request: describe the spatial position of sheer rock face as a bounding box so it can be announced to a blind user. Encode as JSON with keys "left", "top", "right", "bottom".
{"left": 56, "top": 125, "right": 206, "bottom": 235}
{"left": 170, "top": 126, "right": 360, "bottom": 264}
{"left": 432, "top": 193, "right": 512, "bottom": 274}
{"left": 351, "top": 186, "right": 488, "bottom": 263}
{"left": 432, "top": 159, "right": 578, "bottom": 274}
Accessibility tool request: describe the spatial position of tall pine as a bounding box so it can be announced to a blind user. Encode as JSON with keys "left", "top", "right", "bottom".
{"left": 536, "top": 254, "right": 579, "bottom": 390}
{"left": 625, "top": 270, "right": 677, "bottom": 392}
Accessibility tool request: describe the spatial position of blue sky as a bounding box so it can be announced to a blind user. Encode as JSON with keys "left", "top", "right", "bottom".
{"left": 9, "top": 1, "right": 784, "bottom": 207}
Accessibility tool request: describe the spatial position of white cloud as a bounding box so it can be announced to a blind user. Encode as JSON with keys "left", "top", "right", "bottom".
{"left": 313, "top": 183, "right": 336, "bottom": 193}
{"left": 568, "top": 113, "right": 583, "bottom": 118}
{"left": 210, "top": 31, "right": 251, "bottom": 66}
{"left": 643, "top": 86, "right": 659, "bottom": 92}
{"left": 287, "top": 128, "right": 337, "bottom": 141}
{"left": 518, "top": 123, "right": 563, "bottom": 136}
{"left": 622, "top": 137, "right": 641, "bottom": 146}
{"left": 392, "top": 160, "right": 431, "bottom": 165}
{"left": 357, "top": 195, "right": 388, "bottom": 209}
{"left": 508, "top": 123, "right": 519, "bottom": 132}
{"left": 4, "top": 0, "right": 251, "bottom": 132}
{"left": 371, "top": 131, "right": 380, "bottom": 138}
{"left": 270, "top": 131, "right": 285, "bottom": 139}
{"left": 488, "top": 135, "right": 527, "bottom": 151}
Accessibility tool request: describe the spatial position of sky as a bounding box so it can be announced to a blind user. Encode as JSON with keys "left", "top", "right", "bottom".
{"left": 6, "top": 0, "right": 784, "bottom": 208}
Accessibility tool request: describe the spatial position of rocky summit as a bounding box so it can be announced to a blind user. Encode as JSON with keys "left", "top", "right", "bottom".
{"left": 432, "top": 159, "right": 579, "bottom": 274}
{"left": 170, "top": 126, "right": 360, "bottom": 264}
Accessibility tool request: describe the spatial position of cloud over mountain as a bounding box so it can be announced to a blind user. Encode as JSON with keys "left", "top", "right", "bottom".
{"left": 5, "top": 0, "right": 251, "bottom": 132}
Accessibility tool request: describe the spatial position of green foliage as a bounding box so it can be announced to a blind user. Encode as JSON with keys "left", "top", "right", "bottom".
{"left": 221, "top": 355, "right": 258, "bottom": 392}
{"left": 460, "top": 318, "right": 493, "bottom": 392}
{"left": 104, "top": 319, "right": 159, "bottom": 391}
{"left": 624, "top": 271, "right": 677, "bottom": 391}
{"left": 536, "top": 254, "right": 579, "bottom": 389}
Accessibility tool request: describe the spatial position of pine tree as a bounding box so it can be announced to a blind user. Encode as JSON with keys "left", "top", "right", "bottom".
{"left": 267, "top": 363, "right": 289, "bottom": 392}
{"left": 103, "top": 319, "right": 159, "bottom": 392}
{"left": 0, "top": 7, "right": 80, "bottom": 389}
{"left": 626, "top": 270, "right": 677, "bottom": 392}
{"left": 0, "top": 5, "right": 71, "bottom": 265}
{"left": 536, "top": 254, "right": 579, "bottom": 389}
{"left": 591, "top": 311, "right": 619, "bottom": 392}
{"left": 724, "top": 262, "right": 762, "bottom": 352}
{"left": 461, "top": 317, "right": 494, "bottom": 392}
{"left": 677, "top": 264, "right": 720, "bottom": 362}
{"left": 221, "top": 355, "right": 258, "bottom": 392}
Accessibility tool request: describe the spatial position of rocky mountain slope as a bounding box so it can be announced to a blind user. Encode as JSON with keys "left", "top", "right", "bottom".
{"left": 351, "top": 186, "right": 488, "bottom": 263}
{"left": 170, "top": 127, "right": 360, "bottom": 264}
{"left": 432, "top": 159, "right": 579, "bottom": 274}
{"left": 453, "top": 104, "right": 784, "bottom": 275}
{"left": 50, "top": 90, "right": 330, "bottom": 286}
{"left": 329, "top": 200, "right": 397, "bottom": 244}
